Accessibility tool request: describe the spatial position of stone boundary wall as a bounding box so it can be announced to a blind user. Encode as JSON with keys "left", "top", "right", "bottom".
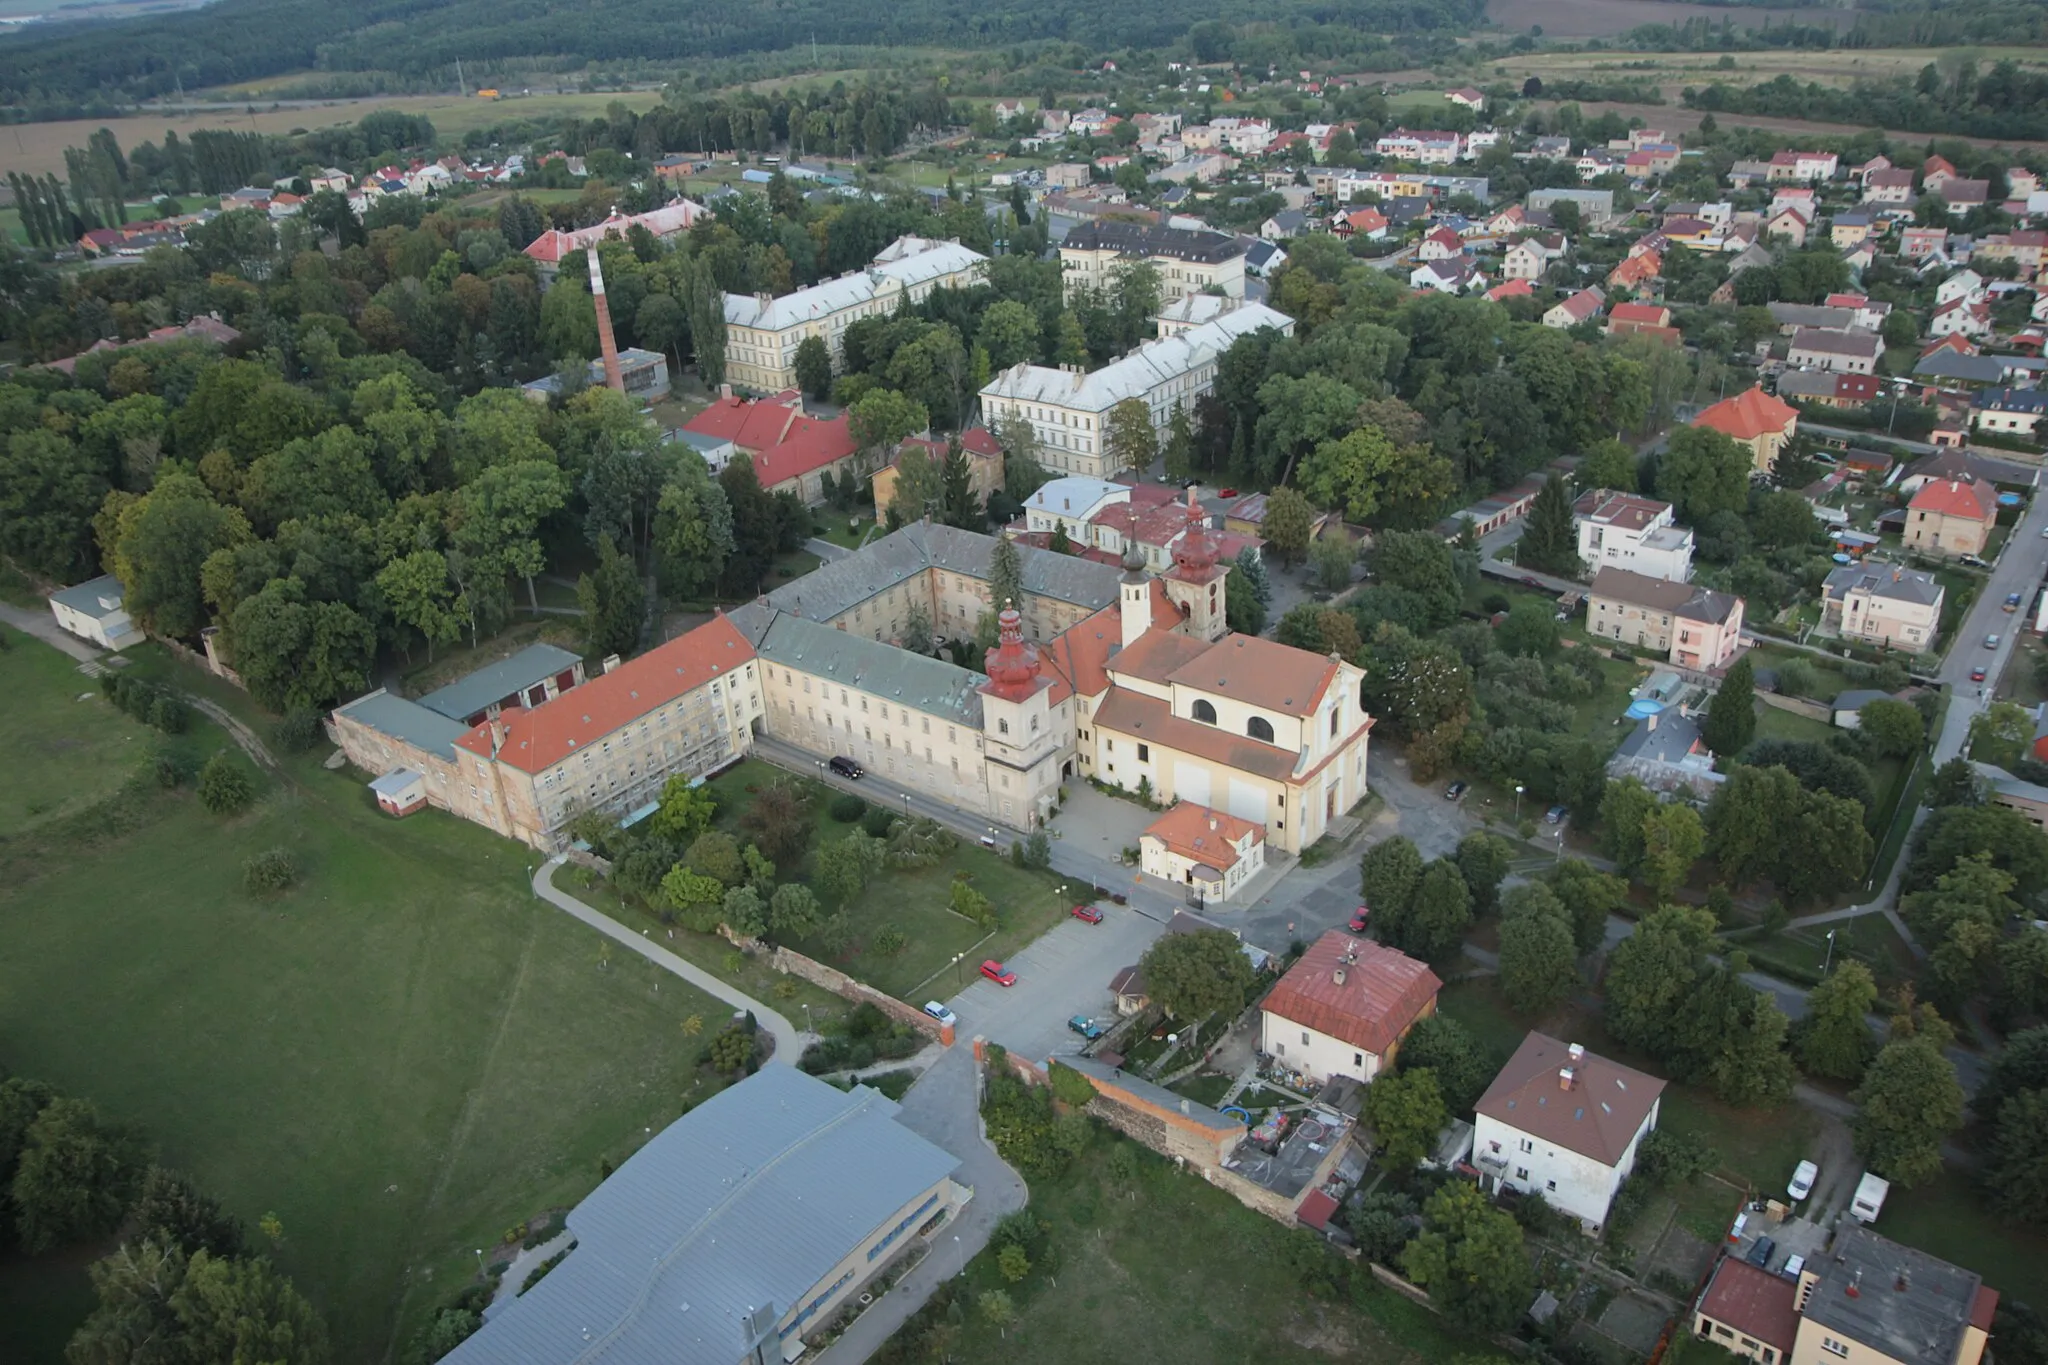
{"left": 771, "top": 946, "right": 944, "bottom": 1040}
{"left": 1758, "top": 691, "right": 1834, "bottom": 723}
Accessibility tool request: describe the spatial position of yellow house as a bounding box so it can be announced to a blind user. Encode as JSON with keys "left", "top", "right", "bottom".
{"left": 1904, "top": 477, "right": 1996, "bottom": 558}
{"left": 1693, "top": 385, "right": 1800, "bottom": 473}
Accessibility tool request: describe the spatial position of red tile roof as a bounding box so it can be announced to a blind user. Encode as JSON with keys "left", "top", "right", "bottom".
{"left": 1609, "top": 302, "right": 1671, "bottom": 327}
{"left": 1693, "top": 385, "right": 1798, "bottom": 441}
{"left": 1296, "top": 1189, "right": 1340, "bottom": 1231}
{"left": 1144, "top": 801, "right": 1263, "bottom": 870}
{"left": 1909, "top": 476, "right": 1995, "bottom": 521}
{"left": 455, "top": 614, "right": 756, "bottom": 773}
{"left": 1697, "top": 1257, "right": 1800, "bottom": 1354}
{"left": 1165, "top": 633, "right": 1338, "bottom": 718}
{"left": 1262, "top": 931, "right": 1440, "bottom": 1058}
{"left": 684, "top": 395, "right": 857, "bottom": 490}
{"left": 1476, "top": 1032, "right": 1666, "bottom": 1166}
{"left": 1485, "top": 279, "right": 1534, "bottom": 301}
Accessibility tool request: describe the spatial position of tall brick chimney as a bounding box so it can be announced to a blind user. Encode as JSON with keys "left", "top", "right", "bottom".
{"left": 588, "top": 249, "right": 625, "bottom": 395}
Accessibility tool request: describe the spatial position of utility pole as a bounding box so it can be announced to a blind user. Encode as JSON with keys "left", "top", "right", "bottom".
{"left": 456, "top": 58, "right": 467, "bottom": 97}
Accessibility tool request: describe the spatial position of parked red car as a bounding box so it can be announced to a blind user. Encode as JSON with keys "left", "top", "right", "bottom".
{"left": 1347, "top": 907, "right": 1371, "bottom": 932}
{"left": 1219, "top": 487, "right": 1239, "bottom": 498}
{"left": 1071, "top": 904, "right": 1104, "bottom": 924}
{"left": 980, "top": 959, "right": 1018, "bottom": 987}
{"left": 1971, "top": 666, "right": 1988, "bottom": 682}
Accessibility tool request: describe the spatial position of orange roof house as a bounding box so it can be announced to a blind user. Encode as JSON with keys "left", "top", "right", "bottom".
{"left": 1139, "top": 802, "right": 1267, "bottom": 903}
{"left": 1259, "top": 931, "right": 1440, "bottom": 1083}
{"left": 1607, "top": 301, "right": 1675, "bottom": 338}
{"left": 684, "top": 390, "right": 860, "bottom": 502}
{"left": 1606, "top": 250, "right": 1661, "bottom": 295}
{"left": 1905, "top": 477, "right": 1997, "bottom": 558}
{"left": 1692, "top": 385, "right": 1799, "bottom": 473}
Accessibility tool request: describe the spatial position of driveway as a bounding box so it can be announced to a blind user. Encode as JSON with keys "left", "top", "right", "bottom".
{"left": 0, "top": 600, "right": 102, "bottom": 663}
{"left": 941, "top": 908, "right": 1165, "bottom": 1065}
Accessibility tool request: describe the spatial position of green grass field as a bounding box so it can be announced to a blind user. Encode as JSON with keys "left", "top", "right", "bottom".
{"left": 0, "top": 628, "right": 160, "bottom": 835}
{"left": 0, "top": 633, "right": 735, "bottom": 1363}
{"left": 1878, "top": 1167, "right": 2048, "bottom": 1312}
{"left": 877, "top": 1122, "right": 1483, "bottom": 1365}
{"left": 698, "top": 760, "right": 1072, "bottom": 1000}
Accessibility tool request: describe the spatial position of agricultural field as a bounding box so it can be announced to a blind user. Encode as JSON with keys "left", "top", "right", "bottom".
{"left": 0, "top": 634, "right": 734, "bottom": 1363}
{"left": 1484, "top": 0, "right": 1844, "bottom": 39}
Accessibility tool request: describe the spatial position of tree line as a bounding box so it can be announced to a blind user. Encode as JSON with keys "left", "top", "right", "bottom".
{"left": 0, "top": 1068, "right": 328, "bottom": 1362}
{"left": 1684, "top": 61, "right": 2048, "bottom": 143}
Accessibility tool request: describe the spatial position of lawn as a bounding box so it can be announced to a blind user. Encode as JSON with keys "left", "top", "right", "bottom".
{"left": 1751, "top": 703, "right": 1838, "bottom": 745}
{"left": 699, "top": 760, "right": 1074, "bottom": 1001}
{"left": 0, "top": 636, "right": 737, "bottom": 1363}
{"left": 813, "top": 515, "right": 876, "bottom": 551}
{"left": 873, "top": 1122, "right": 1484, "bottom": 1365}
{"left": 1657, "top": 1089, "right": 1818, "bottom": 1196}
{"left": 0, "top": 625, "right": 164, "bottom": 836}
{"left": 1877, "top": 1167, "right": 2048, "bottom": 1313}
{"left": 1732, "top": 912, "right": 1916, "bottom": 990}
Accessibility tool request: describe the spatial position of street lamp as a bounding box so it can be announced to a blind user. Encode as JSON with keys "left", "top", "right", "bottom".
{"left": 902, "top": 791, "right": 912, "bottom": 817}
{"left": 1513, "top": 784, "right": 1525, "bottom": 820}
{"left": 1822, "top": 928, "right": 1837, "bottom": 976}
{"left": 951, "top": 952, "right": 966, "bottom": 988}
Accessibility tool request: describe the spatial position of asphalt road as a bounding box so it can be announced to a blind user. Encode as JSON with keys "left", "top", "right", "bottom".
{"left": 1925, "top": 473, "right": 2048, "bottom": 767}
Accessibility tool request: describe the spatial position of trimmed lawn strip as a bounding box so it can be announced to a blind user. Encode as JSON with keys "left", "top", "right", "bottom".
{"left": 1732, "top": 912, "right": 1916, "bottom": 990}
{"left": 1656, "top": 1090, "right": 1817, "bottom": 1195}
{"left": 0, "top": 624, "right": 162, "bottom": 836}
{"left": 0, "top": 641, "right": 737, "bottom": 1361}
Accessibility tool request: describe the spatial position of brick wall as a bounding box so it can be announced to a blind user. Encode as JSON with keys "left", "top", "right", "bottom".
{"left": 770, "top": 946, "right": 943, "bottom": 1040}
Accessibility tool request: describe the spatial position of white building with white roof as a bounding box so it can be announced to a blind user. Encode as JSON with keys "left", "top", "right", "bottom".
{"left": 722, "top": 237, "right": 988, "bottom": 393}
{"left": 979, "top": 303, "right": 1294, "bottom": 479}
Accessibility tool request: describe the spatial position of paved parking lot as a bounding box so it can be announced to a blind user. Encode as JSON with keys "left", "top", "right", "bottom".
{"left": 940, "top": 905, "right": 1165, "bottom": 1065}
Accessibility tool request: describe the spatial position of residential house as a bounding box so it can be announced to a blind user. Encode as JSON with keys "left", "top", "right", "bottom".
{"left": 1938, "top": 178, "right": 1991, "bottom": 214}
{"left": 1976, "top": 761, "right": 2048, "bottom": 833}
{"left": 521, "top": 202, "right": 710, "bottom": 285}
{"left": 1501, "top": 233, "right": 1567, "bottom": 281}
{"left": 1788, "top": 327, "right": 1883, "bottom": 375}
{"left": 872, "top": 429, "right": 1005, "bottom": 521}
{"left": 1059, "top": 220, "right": 1247, "bottom": 302}
{"left": 683, "top": 390, "right": 859, "bottom": 503}
{"left": 1543, "top": 287, "right": 1605, "bottom": 329}
{"left": 1473, "top": 1034, "right": 1666, "bottom": 1231}
{"left": 1863, "top": 167, "right": 1918, "bottom": 205}
{"left": 1824, "top": 292, "right": 1894, "bottom": 332}
{"left": 1905, "top": 477, "right": 1997, "bottom": 558}
{"left": 1606, "top": 250, "right": 1661, "bottom": 296}
{"left": 1610, "top": 706, "right": 1723, "bottom": 796}
{"left": 1607, "top": 302, "right": 1679, "bottom": 343}
{"left": 1444, "top": 86, "right": 1485, "bottom": 109}
{"left": 1692, "top": 385, "right": 1800, "bottom": 472}
{"left": 1931, "top": 296, "right": 1993, "bottom": 340}
{"left": 1768, "top": 150, "right": 1839, "bottom": 182}
{"left": 1259, "top": 209, "right": 1309, "bottom": 240}
{"left": 980, "top": 303, "right": 1294, "bottom": 479}
{"left": 1822, "top": 563, "right": 1944, "bottom": 650}
{"left": 1831, "top": 212, "right": 1877, "bottom": 248}
{"left": 1417, "top": 225, "right": 1469, "bottom": 262}
{"left": 1901, "top": 226, "right": 1949, "bottom": 260}
{"left": 1766, "top": 204, "right": 1813, "bottom": 247}
{"left": 1486, "top": 279, "right": 1535, "bottom": 303}
{"left": 47, "top": 574, "right": 146, "bottom": 651}
{"left": 1774, "top": 371, "right": 1881, "bottom": 409}
{"left": 1973, "top": 387, "right": 2048, "bottom": 439}
{"left": 1585, "top": 568, "right": 1745, "bottom": 670}
{"left": 1259, "top": 932, "right": 1440, "bottom": 1085}
{"left": 1332, "top": 206, "right": 1388, "bottom": 240}
{"left": 1528, "top": 187, "right": 1614, "bottom": 225}
{"left": 1572, "top": 490, "right": 1694, "bottom": 582}
{"left": 1691, "top": 1224, "right": 1996, "bottom": 1365}
{"left": 1410, "top": 259, "right": 1486, "bottom": 294}
{"left": 1374, "top": 128, "right": 1463, "bottom": 165}
{"left": 1972, "top": 229, "right": 2048, "bottom": 271}
{"left": 1923, "top": 154, "right": 1960, "bottom": 191}
{"left": 1140, "top": 802, "right": 1267, "bottom": 904}
{"left": 439, "top": 1067, "right": 965, "bottom": 1365}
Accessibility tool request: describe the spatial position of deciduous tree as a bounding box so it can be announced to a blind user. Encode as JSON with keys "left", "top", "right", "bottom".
{"left": 1853, "top": 1037, "right": 1964, "bottom": 1189}
{"left": 1498, "top": 885, "right": 1579, "bottom": 1016}
{"left": 1139, "top": 928, "right": 1256, "bottom": 1022}
{"left": 1261, "top": 486, "right": 1315, "bottom": 566}
{"left": 1402, "top": 1181, "right": 1533, "bottom": 1333}
{"left": 1796, "top": 960, "right": 1879, "bottom": 1081}
{"left": 1364, "top": 1068, "right": 1447, "bottom": 1171}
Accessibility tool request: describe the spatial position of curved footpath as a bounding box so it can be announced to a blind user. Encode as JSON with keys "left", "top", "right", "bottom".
{"left": 530, "top": 856, "right": 806, "bottom": 1065}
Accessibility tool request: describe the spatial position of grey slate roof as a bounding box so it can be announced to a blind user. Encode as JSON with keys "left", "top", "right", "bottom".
{"left": 49, "top": 573, "right": 126, "bottom": 619}
{"left": 417, "top": 643, "right": 583, "bottom": 721}
{"left": 1914, "top": 351, "right": 2009, "bottom": 385}
{"left": 335, "top": 689, "right": 473, "bottom": 761}
{"left": 737, "top": 607, "right": 989, "bottom": 726}
{"left": 1826, "top": 563, "right": 1943, "bottom": 607}
{"left": 442, "top": 1067, "right": 959, "bottom": 1365}
{"left": 762, "top": 521, "right": 1122, "bottom": 624}
{"left": 1063, "top": 218, "right": 1246, "bottom": 263}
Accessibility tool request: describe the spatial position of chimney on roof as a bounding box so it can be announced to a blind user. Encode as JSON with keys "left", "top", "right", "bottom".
{"left": 1847, "top": 1271, "right": 1862, "bottom": 1299}
{"left": 719, "top": 382, "right": 733, "bottom": 400}
{"left": 1568, "top": 1042, "right": 1585, "bottom": 1064}
{"left": 1559, "top": 1067, "right": 1576, "bottom": 1090}
{"left": 603, "top": 654, "right": 622, "bottom": 674}
{"left": 488, "top": 718, "right": 506, "bottom": 757}
{"left": 1208, "top": 816, "right": 1218, "bottom": 832}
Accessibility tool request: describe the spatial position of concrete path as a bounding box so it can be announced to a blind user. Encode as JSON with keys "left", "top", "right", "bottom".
{"left": 529, "top": 857, "right": 807, "bottom": 1065}
{"left": 810, "top": 1048, "right": 1026, "bottom": 1365}
{"left": 0, "top": 600, "right": 102, "bottom": 663}
{"left": 482, "top": 1229, "right": 573, "bottom": 1322}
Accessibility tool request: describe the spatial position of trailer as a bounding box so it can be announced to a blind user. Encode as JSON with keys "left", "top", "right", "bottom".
{"left": 1851, "top": 1171, "right": 1890, "bottom": 1223}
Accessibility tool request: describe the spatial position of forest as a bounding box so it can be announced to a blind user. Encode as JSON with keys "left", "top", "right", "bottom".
{"left": 1684, "top": 60, "right": 2048, "bottom": 142}
{"left": 0, "top": 0, "right": 1483, "bottom": 113}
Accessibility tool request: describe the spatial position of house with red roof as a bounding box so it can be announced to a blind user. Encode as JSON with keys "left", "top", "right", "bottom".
{"left": 1260, "top": 931, "right": 1440, "bottom": 1084}
{"left": 1691, "top": 1249, "right": 1801, "bottom": 1362}
{"left": 1416, "top": 224, "right": 1468, "bottom": 262}
{"left": 1906, "top": 476, "right": 1997, "bottom": 558}
{"left": 1692, "top": 385, "right": 1799, "bottom": 473}
{"left": 1542, "top": 287, "right": 1606, "bottom": 329}
{"left": 1485, "top": 278, "right": 1534, "bottom": 303}
{"left": 1606, "top": 250, "right": 1661, "bottom": 297}
{"left": 684, "top": 390, "right": 859, "bottom": 503}
{"left": 1140, "top": 802, "right": 1266, "bottom": 902}
{"left": 1606, "top": 301, "right": 1676, "bottom": 342}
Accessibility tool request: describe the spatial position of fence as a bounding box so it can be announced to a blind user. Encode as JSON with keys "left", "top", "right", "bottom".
{"left": 770, "top": 946, "right": 944, "bottom": 1041}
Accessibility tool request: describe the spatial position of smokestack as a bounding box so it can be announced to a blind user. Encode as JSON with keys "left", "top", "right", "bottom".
{"left": 1558, "top": 1067, "right": 1575, "bottom": 1090}
{"left": 1333, "top": 967, "right": 1347, "bottom": 986}
{"left": 587, "top": 250, "right": 626, "bottom": 395}
{"left": 1568, "top": 1042, "right": 1585, "bottom": 1065}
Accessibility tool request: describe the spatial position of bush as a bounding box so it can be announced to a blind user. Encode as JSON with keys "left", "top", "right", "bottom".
{"left": 860, "top": 805, "right": 897, "bottom": 838}
{"left": 147, "top": 695, "right": 189, "bottom": 734}
{"left": 828, "top": 792, "right": 868, "bottom": 823}
{"left": 274, "top": 709, "right": 323, "bottom": 753}
{"left": 153, "top": 751, "right": 189, "bottom": 788}
{"left": 242, "top": 848, "right": 299, "bottom": 893}
{"left": 197, "top": 752, "right": 255, "bottom": 814}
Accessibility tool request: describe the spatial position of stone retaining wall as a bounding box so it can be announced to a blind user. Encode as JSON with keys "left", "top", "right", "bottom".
{"left": 771, "top": 946, "right": 943, "bottom": 1040}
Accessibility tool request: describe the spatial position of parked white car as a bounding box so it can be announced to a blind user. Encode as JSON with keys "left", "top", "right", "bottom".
{"left": 922, "top": 1000, "right": 957, "bottom": 1029}
{"left": 1788, "top": 1159, "right": 1818, "bottom": 1201}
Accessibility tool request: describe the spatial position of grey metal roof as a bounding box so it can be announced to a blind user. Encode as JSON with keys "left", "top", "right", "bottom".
{"left": 49, "top": 573, "right": 126, "bottom": 619}
{"left": 334, "top": 690, "right": 472, "bottom": 760}
{"left": 1058, "top": 1054, "right": 1245, "bottom": 1134}
{"left": 1062, "top": 218, "right": 1245, "bottom": 263}
{"left": 762, "top": 522, "right": 1122, "bottom": 624}
{"left": 1826, "top": 563, "right": 1943, "bottom": 607}
{"left": 417, "top": 644, "right": 584, "bottom": 721}
{"left": 752, "top": 611, "right": 987, "bottom": 726}
{"left": 1798, "top": 1224, "right": 1984, "bottom": 1365}
{"left": 442, "top": 1067, "right": 959, "bottom": 1365}
{"left": 1914, "top": 352, "right": 2008, "bottom": 384}
{"left": 368, "top": 769, "right": 422, "bottom": 796}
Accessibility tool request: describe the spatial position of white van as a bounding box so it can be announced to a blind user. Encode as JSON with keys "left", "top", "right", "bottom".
{"left": 1851, "top": 1171, "right": 1890, "bottom": 1223}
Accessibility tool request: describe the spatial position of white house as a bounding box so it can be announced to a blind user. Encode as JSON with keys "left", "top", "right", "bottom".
{"left": 1473, "top": 1033, "right": 1666, "bottom": 1231}
{"left": 1139, "top": 802, "right": 1267, "bottom": 904}
{"left": 1572, "top": 489, "right": 1695, "bottom": 582}
{"left": 1936, "top": 268, "right": 1986, "bottom": 310}
{"left": 48, "top": 574, "right": 145, "bottom": 650}
{"left": 1501, "top": 233, "right": 1568, "bottom": 281}
{"left": 1259, "top": 932, "right": 1440, "bottom": 1086}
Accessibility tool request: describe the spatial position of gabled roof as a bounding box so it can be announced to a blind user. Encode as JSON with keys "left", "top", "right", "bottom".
{"left": 1909, "top": 476, "right": 1995, "bottom": 521}
{"left": 1476, "top": 1032, "right": 1665, "bottom": 1166}
{"left": 1588, "top": 567, "right": 1740, "bottom": 624}
{"left": 1696, "top": 1257, "right": 1800, "bottom": 1354}
{"left": 683, "top": 394, "right": 857, "bottom": 488}
{"left": 1163, "top": 633, "right": 1339, "bottom": 718}
{"left": 454, "top": 615, "right": 756, "bottom": 773}
{"left": 1547, "top": 288, "right": 1604, "bottom": 322}
{"left": 1143, "top": 801, "right": 1263, "bottom": 871}
{"left": 417, "top": 643, "right": 583, "bottom": 722}
{"left": 1608, "top": 302, "right": 1670, "bottom": 327}
{"left": 1261, "top": 931, "right": 1440, "bottom": 1058}
{"left": 1791, "top": 327, "right": 1881, "bottom": 359}
{"left": 1692, "top": 385, "right": 1797, "bottom": 440}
